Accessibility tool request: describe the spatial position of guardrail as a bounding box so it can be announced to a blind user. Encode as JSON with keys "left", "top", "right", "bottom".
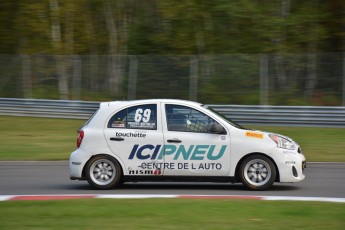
{"left": 0, "top": 98, "right": 97, "bottom": 119}
{"left": 1, "top": 98, "right": 344, "bottom": 127}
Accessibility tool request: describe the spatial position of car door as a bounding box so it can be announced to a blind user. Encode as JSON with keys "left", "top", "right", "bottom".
{"left": 161, "top": 103, "right": 231, "bottom": 176}
{"left": 104, "top": 103, "right": 165, "bottom": 176}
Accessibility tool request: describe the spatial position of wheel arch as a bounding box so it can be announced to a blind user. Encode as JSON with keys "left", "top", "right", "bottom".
{"left": 234, "top": 152, "right": 280, "bottom": 183}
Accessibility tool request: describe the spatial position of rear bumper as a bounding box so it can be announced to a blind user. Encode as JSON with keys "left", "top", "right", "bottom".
{"left": 69, "top": 148, "right": 89, "bottom": 180}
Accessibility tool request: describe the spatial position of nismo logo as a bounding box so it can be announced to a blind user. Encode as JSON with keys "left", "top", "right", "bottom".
{"left": 128, "top": 144, "right": 227, "bottom": 161}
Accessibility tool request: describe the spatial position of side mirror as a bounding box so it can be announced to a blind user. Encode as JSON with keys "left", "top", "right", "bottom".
{"left": 211, "top": 124, "right": 227, "bottom": 134}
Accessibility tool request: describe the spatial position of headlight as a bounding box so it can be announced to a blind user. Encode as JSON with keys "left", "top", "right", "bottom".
{"left": 269, "top": 134, "right": 295, "bottom": 150}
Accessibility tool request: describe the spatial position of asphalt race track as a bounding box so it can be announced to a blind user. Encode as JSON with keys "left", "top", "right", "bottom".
{"left": 0, "top": 161, "right": 344, "bottom": 198}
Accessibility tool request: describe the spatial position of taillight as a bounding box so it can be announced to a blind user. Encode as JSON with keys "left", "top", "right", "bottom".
{"left": 77, "top": 130, "right": 84, "bottom": 148}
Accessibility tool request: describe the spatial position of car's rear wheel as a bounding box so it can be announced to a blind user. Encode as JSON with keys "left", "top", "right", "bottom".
{"left": 85, "top": 155, "right": 122, "bottom": 189}
{"left": 240, "top": 155, "right": 276, "bottom": 190}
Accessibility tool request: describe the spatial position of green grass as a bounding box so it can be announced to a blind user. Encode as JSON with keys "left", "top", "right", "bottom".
{"left": 1, "top": 199, "right": 344, "bottom": 229}
{"left": 0, "top": 115, "right": 344, "bottom": 161}
{"left": 0, "top": 116, "right": 85, "bottom": 160}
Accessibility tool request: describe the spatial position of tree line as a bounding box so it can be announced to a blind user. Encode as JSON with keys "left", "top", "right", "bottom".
{"left": 1, "top": 1, "right": 343, "bottom": 55}
{"left": 0, "top": 1, "right": 344, "bottom": 104}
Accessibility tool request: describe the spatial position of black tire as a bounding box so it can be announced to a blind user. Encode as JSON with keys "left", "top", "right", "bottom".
{"left": 85, "top": 155, "right": 122, "bottom": 189}
{"left": 239, "top": 155, "right": 276, "bottom": 191}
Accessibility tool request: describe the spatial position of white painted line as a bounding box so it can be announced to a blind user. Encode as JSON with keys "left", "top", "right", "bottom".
{"left": 0, "top": 195, "right": 15, "bottom": 201}
{"left": 262, "top": 196, "right": 345, "bottom": 203}
{"left": 0, "top": 194, "right": 344, "bottom": 203}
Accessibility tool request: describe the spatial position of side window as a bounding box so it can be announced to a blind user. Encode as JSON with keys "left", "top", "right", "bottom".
{"left": 108, "top": 109, "right": 127, "bottom": 128}
{"left": 108, "top": 104, "right": 157, "bottom": 130}
{"left": 165, "top": 104, "right": 219, "bottom": 133}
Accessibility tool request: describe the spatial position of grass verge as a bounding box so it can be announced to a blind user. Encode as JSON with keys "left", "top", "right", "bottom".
{"left": 0, "top": 116, "right": 85, "bottom": 160}
{"left": 0, "top": 115, "right": 344, "bottom": 161}
{"left": 1, "top": 199, "right": 344, "bottom": 229}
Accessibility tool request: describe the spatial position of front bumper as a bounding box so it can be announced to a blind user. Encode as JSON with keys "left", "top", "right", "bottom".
{"left": 274, "top": 148, "right": 306, "bottom": 183}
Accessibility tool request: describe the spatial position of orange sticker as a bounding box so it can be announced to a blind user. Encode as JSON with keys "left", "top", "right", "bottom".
{"left": 245, "top": 131, "right": 264, "bottom": 139}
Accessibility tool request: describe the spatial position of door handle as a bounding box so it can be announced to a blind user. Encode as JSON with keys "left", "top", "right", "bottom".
{"left": 110, "top": 137, "right": 124, "bottom": 141}
{"left": 167, "top": 139, "right": 182, "bottom": 143}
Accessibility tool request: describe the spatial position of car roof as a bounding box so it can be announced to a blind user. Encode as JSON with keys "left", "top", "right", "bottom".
{"left": 100, "top": 99, "right": 202, "bottom": 109}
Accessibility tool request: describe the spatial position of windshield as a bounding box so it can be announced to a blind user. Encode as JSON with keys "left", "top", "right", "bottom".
{"left": 202, "top": 105, "right": 246, "bottom": 129}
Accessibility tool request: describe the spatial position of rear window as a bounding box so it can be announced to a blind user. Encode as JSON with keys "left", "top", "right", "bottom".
{"left": 108, "top": 104, "right": 157, "bottom": 130}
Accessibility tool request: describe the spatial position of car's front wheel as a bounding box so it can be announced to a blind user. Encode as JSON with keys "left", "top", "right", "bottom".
{"left": 239, "top": 155, "right": 276, "bottom": 190}
{"left": 85, "top": 155, "right": 122, "bottom": 189}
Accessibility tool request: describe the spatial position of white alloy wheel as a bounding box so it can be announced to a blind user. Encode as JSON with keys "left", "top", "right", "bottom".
{"left": 240, "top": 155, "right": 276, "bottom": 190}
{"left": 86, "top": 155, "right": 121, "bottom": 189}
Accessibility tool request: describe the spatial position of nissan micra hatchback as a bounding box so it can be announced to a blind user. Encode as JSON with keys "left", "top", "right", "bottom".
{"left": 69, "top": 99, "right": 306, "bottom": 190}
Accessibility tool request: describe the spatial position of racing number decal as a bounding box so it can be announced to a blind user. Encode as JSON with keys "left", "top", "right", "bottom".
{"left": 134, "top": 109, "right": 151, "bottom": 123}
{"left": 127, "top": 106, "right": 156, "bottom": 129}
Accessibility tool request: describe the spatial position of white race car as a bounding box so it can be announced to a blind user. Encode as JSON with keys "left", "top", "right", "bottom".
{"left": 69, "top": 99, "right": 306, "bottom": 190}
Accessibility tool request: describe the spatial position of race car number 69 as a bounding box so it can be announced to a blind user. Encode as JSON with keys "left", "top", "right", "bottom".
{"left": 134, "top": 109, "right": 151, "bottom": 123}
